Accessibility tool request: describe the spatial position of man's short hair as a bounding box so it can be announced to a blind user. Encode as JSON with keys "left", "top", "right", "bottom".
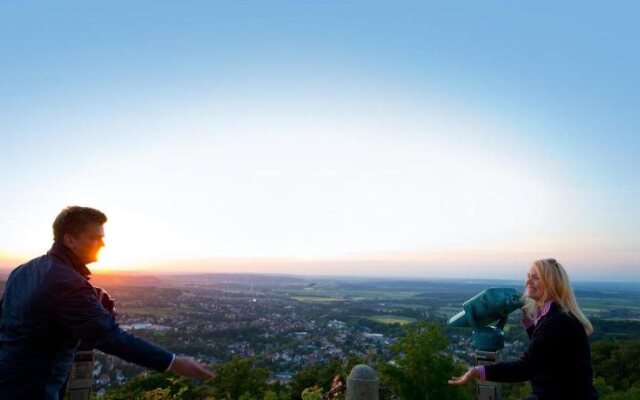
{"left": 53, "top": 206, "right": 107, "bottom": 242}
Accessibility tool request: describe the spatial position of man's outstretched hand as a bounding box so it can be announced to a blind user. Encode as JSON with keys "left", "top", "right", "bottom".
{"left": 169, "top": 356, "right": 215, "bottom": 380}
{"left": 448, "top": 367, "right": 478, "bottom": 385}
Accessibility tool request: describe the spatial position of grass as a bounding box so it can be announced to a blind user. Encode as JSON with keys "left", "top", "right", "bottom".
{"left": 367, "top": 315, "right": 416, "bottom": 325}
{"left": 290, "top": 296, "right": 341, "bottom": 303}
{"left": 274, "top": 286, "right": 422, "bottom": 301}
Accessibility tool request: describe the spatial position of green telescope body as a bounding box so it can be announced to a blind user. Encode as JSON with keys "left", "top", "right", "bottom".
{"left": 448, "top": 287, "right": 523, "bottom": 351}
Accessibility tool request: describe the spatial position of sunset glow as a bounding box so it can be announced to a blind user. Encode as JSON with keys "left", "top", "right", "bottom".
{"left": 1, "top": 2, "right": 638, "bottom": 281}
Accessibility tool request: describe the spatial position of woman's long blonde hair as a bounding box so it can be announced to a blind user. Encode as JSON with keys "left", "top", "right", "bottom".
{"left": 522, "top": 258, "right": 593, "bottom": 335}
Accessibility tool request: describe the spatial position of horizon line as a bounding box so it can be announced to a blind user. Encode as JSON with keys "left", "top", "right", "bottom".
{"left": 1, "top": 267, "right": 638, "bottom": 286}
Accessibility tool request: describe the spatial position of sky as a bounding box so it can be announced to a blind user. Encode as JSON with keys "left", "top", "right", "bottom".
{"left": 1, "top": 1, "right": 638, "bottom": 281}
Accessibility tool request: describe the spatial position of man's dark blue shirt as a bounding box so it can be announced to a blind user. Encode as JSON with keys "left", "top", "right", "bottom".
{"left": 0, "top": 242, "right": 173, "bottom": 399}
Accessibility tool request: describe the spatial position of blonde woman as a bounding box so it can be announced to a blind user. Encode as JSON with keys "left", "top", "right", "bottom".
{"left": 449, "top": 259, "right": 598, "bottom": 400}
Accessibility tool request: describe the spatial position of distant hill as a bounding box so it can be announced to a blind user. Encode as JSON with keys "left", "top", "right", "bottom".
{"left": 90, "top": 273, "right": 164, "bottom": 288}
{"left": 161, "top": 272, "right": 308, "bottom": 285}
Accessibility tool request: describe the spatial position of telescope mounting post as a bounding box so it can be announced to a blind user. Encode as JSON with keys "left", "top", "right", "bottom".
{"left": 476, "top": 349, "right": 501, "bottom": 400}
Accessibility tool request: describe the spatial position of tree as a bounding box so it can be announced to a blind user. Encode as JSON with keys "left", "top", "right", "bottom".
{"left": 502, "top": 381, "right": 532, "bottom": 400}
{"left": 301, "top": 386, "right": 323, "bottom": 400}
{"left": 212, "top": 357, "right": 269, "bottom": 400}
{"left": 290, "top": 358, "right": 343, "bottom": 399}
{"left": 379, "top": 321, "right": 473, "bottom": 400}
{"left": 599, "top": 382, "right": 640, "bottom": 400}
{"left": 102, "top": 372, "right": 202, "bottom": 400}
{"left": 345, "top": 355, "right": 365, "bottom": 374}
{"left": 592, "top": 339, "right": 640, "bottom": 391}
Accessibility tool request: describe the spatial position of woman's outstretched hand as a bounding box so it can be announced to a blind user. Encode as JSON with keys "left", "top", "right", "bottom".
{"left": 448, "top": 367, "right": 479, "bottom": 385}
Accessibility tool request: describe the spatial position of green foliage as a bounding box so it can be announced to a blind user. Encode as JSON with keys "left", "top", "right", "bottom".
{"left": 301, "top": 386, "right": 323, "bottom": 400}
{"left": 592, "top": 339, "right": 640, "bottom": 391}
{"left": 101, "top": 357, "right": 276, "bottom": 400}
{"left": 591, "top": 339, "right": 640, "bottom": 400}
{"left": 345, "top": 355, "right": 366, "bottom": 374}
{"left": 379, "top": 321, "right": 473, "bottom": 400}
{"left": 211, "top": 357, "right": 269, "bottom": 400}
{"left": 264, "top": 390, "right": 279, "bottom": 400}
{"left": 140, "top": 388, "right": 172, "bottom": 400}
{"left": 595, "top": 376, "right": 615, "bottom": 399}
{"left": 501, "top": 381, "right": 531, "bottom": 400}
{"left": 101, "top": 372, "right": 208, "bottom": 400}
{"left": 290, "top": 358, "right": 343, "bottom": 399}
{"left": 596, "top": 379, "right": 640, "bottom": 400}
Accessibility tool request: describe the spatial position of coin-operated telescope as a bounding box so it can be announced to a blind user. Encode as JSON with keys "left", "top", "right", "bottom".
{"left": 448, "top": 287, "right": 523, "bottom": 351}
{"left": 448, "top": 287, "right": 523, "bottom": 400}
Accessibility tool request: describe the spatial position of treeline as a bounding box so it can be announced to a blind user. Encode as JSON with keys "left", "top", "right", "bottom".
{"left": 592, "top": 340, "right": 640, "bottom": 399}
{"left": 99, "top": 324, "right": 640, "bottom": 400}
{"left": 591, "top": 319, "right": 640, "bottom": 341}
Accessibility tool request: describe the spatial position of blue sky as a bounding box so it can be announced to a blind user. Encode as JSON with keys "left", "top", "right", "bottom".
{"left": 1, "top": 2, "right": 638, "bottom": 280}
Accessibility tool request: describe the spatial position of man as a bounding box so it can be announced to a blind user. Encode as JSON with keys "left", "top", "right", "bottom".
{"left": 0, "top": 206, "right": 213, "bottom": 399}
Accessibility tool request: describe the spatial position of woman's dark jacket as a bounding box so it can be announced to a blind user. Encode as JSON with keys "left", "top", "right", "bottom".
{"left": 0, "top": 243, "right": 173, "bottom": 399}
{"left": 485, "top": 301, "right": 598, "bottom": 400}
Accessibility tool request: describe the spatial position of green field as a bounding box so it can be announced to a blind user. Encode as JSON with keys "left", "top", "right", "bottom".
{"left": 578, "top": 296, "right": 640, "bottom": 319}
{"left": 275, "top": 286, "right": 422, "bottom": 301}
{"left": 290, "top": 296, "right": 342, "bottom": 303}
{"left": 367, "top": 315, "right": 416, "bottom": 325}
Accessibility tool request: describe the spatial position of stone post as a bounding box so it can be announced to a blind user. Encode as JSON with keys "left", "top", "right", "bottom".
{"left": 346, "top": 364, "right": 379, "bottom": 400}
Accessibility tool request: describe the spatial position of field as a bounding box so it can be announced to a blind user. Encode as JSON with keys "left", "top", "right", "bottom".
{"left": 578, "top": 295, "right": 640, "bottom": 320}
{"left": 367, "top": 315, "right": 416, "bottom": 325}
{"left": 291, "top": 296, "right": 341, "bottom": 303}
